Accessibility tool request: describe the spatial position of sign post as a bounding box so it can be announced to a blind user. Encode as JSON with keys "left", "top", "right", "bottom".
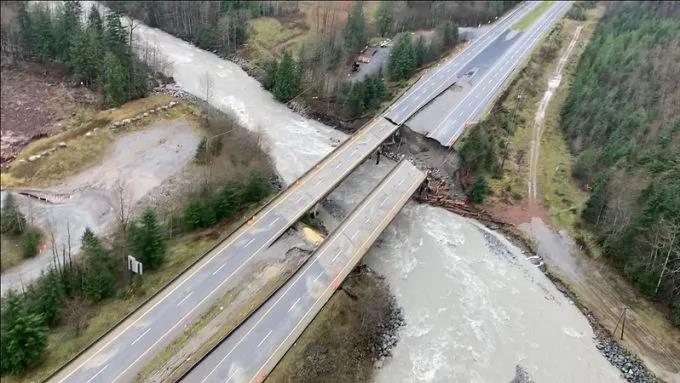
{"left": 127, "top": 255, "right": 143, "bottom": 275}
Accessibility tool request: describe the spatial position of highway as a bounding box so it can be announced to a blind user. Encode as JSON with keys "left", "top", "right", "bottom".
{"left": 48, "top": 118, "right": 399, "bottom": 383}
{"left": 427, "top": 1, "right": 572, "bottom": 146}
{"left": 384, "top": 1, "right": 539, "bottom": 125}
{"left": 181, "top": 160, "right": 426, "bottom": 383}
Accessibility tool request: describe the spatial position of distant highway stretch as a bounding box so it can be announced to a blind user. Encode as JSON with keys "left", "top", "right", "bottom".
{"left": 384, "top": 1, "right": 539, "bottom": 125}
{"left": 48, "top": 118, "right": 399, "bottom": 383}
{"left": 182, "top": 160, "right": 426, "bottom": 383}
{"left": 429, "top": 1, "right": 572, "bottom": 146}
{"left": 386, "top": 1, "right": 572, "bottom": 146}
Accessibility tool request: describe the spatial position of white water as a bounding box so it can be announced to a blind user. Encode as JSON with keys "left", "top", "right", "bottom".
{"left": 127, "top": 16, "right": 346, "bottom": 185}
{"left": 364, "top": 205, "right": 622, "bottom": 382}
{"left": 115, "top": 12, "right": 622, "bottom": 383}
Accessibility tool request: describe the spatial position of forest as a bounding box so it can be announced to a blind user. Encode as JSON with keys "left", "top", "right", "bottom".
{"left": 5, "top": 2, "right": 149, "bottom": 107}
{"left": 109, "top": 1, "right": 516, "bottom": 122}
{"left": 561, "top": 1, "right": 680, "bottom": 323}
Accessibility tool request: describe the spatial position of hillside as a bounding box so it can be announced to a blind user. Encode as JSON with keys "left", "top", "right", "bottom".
{"left": 561, "top": 1, "right": 680, "bottom": 323}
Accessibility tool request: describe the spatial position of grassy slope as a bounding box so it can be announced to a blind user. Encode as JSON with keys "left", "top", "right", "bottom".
{"left": 485, "top": 5, "right": 603, "bottom": 233}
{"left": 1, "top": 95, "right": 186, "bottom": 188}
{"left": 513, "top": 1, "right": 553, "bottom": 31}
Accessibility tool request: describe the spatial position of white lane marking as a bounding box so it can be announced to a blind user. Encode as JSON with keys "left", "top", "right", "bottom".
{"left": 85, "top": 364, "right": 109, "bottom": 383}
{"left": 68, "top": 110, "right": 391, "bottom": 383}
{"left": 288, "top": 297, "right": 301, "bottom": 312}
{"left": 198, "top": 163, "right": 420, "bottom": 383}
{"left": 387, "top": 2, "right": 533, "bottom": 120}
{"left": 226, "top": 369, "right": 239, "bottom": 383}
{"left": 446, "top": 3, "right": 568, "bottom": 145}
{"left": 351, "top": 230, "right": 360, "bottom": 241}
{"left": 212, "top": 263, "right": 227, "bottom": 276}
{"left": 257, "top": 330, "right": 273, "bottom": 348}
{"left": 332, "top": 251, "right": 342, "bottom": 262}
{"left": 177, "top": 291, "right": 193, "bottom": 307}
{"left": 313, "top": 271, "right": 324, "bottom": 282}
{"left": 244, "top": 238, "right": 255, "bottom": 248}
{"left": 398, "top": 178, "right": 405, "bottom": 186}
{"left": 269, "top": 217, "right": 281, "bottom": 227}
{"left": 432, "top": 2, "right": 567, "bottom": 142}
{"left": 251, "top": 174, "right": 425, "bottom": 383}
{"left": 130, "top": 328, "right": 151, "bottom": 346}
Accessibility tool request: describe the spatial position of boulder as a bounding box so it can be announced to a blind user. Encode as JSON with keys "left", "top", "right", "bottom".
{"left": 28, "top": 155, "right": 40, "bottom": 161}
{"left": 85, "top": 132, "right": 92, "bottom": 137}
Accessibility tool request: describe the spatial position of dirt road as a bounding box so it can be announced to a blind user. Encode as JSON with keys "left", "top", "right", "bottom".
{"left": 1, "top": 120, "right": 199, "bottom": 294}
{"left": 528, "top": 26, "right": 583, "bottom": 203}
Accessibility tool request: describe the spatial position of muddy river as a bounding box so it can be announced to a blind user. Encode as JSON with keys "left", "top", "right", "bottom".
{"left": 35, "top": 7, "right": 625, "bottom": 381}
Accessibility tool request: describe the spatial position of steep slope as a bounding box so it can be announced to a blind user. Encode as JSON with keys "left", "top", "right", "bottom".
{"left": 561, "top": 1, "right": 680, "bottom": 323}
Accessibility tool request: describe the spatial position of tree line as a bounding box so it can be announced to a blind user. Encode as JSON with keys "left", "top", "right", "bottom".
{"left": 561, "top": 1, "right": 680, "bottom": 325}
{"left": 107, "top": 1, "right": 299, "bottom": 56}
{"left": 0, "top": 201, "right": 164, "bottom": 374}
{"left": 0, "top": 170, "right": 275, "bottom": 374}
{"left": 16, "top": 1, "right": 148, "bottom": 107}
{"left": 1, "top": 194, "right": 42, "bottom": 260}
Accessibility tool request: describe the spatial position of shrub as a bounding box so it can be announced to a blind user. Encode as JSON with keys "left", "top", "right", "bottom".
{"left": 20, "top": 227, "right": 42, "bottom": 258}
{"left": 468, "top": 176, "right": 488, "bottom": 204}
{"left": 1, "top": 193, "right": 26, "bottom": 235}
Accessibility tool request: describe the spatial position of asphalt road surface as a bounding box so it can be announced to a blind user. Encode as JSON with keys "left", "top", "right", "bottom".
{"left": 426, "top": 1, "right": 572, "bottom": 146}
{"left": 181, "top": 160, "right": 425, "bottom": 383}
{"left": 48, "top": 118, "right": 398, "bottom": 383}
{"left": 384, "top": 1, "right": 539, "bottom": 125}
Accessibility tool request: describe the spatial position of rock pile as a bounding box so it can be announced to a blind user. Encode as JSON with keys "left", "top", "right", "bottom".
{"left": 109, "top": 100, "right": 179, "bottom": 131}
{"left": 595, "top": 338, "right": 657, "bottom": 383}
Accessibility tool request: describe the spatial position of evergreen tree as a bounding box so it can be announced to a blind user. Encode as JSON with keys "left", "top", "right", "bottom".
{"left": 243, "top": 173, "right": 273, "bottom": 203}
{"left": 55, "top": 0, "right": 82, "bottom": 63}
{"left": 347, "top": 81, "right": 366, "bottom": 116}
{"left": 344, "top": 1, "right": 366, "bottom": 52}
{"left": 1, "top": 193, "right": 26, "bottom": 236}
{"left": 104, "top": 8, "right": 127, "bottom": 54}
{"left": 468, "top": 176, "right": 488, "bottom": 204}
{"left": 130, "top": 209, "right": 165, "bottom": 270}
{"left": 81, "top": 228, "right": 116, "bottom": 301}
{"left": 375, "top": 1, "right": 394, "bottom": 37}
{"left": 0, "top": 291, "right": 48, "bottom": 374}
{"left": 388, "top": 34, "right": 416, "bottom": 81}
{"left": 219, "top": 181, "right": 245, "bottom": 217}
{"left": 69, "top": 29, "right": 102, "bottom": 85}
{"left": 30, "top": 3, "right": 54, "bottom": 61}
{"left": 18, "top": 2, "right": 33, "bottom": 55}
{"left": 414, "top": 36, "right": 427, "bottom": 67}
{"left": 103, "top": 52, "right": 126, "bottom": 107}
{"left": 88, "top": 4, "right": 103, "bottom": 35}
{"left": 24, "top": 270, "right": 64, "bottom": 327}
{"left": 263, "top": 59, "right": 278, "bottom": 90}
{"left": 439, "top": 20, "right": 459, "bottom": 48}
{"left": 20, "top": 227, "right": 42, "bottom": 258}
{"left": 273, "top": 52, "right": 299, "bottom": 102}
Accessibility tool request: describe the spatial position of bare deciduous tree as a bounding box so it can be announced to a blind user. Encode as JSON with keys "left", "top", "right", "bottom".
{"left": 111, "top": 176, "right": 134, "bottom": 233}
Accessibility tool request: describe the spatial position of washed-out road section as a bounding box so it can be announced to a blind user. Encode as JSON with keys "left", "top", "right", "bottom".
{"left": 423, "top": 1, "right": 572, "bottom": 146}
{"left": 384, "top": 1, "right": 538, "bottom": 125}
{"left": 48, "top": 118, "right": 398, "bottom": 383}
{"left": 182, "top": 160, "right": 425, "bottom": 383}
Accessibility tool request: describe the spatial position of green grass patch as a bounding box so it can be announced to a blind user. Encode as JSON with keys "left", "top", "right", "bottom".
{"left": 244, "top": 17, "right": 309, "bottom": 66}
{"left": 2, "top": 96, "right": 194, "bottom": 188}
{"left": 514, "top": 1, "right": 554, "bottom": 31}
{"left": 0, "top": 234, "right": 23, "bottom": 272}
